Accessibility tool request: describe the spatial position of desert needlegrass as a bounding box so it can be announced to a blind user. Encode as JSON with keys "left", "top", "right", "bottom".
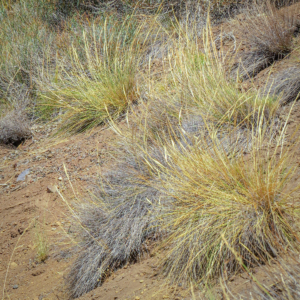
{"left": 153, "top": 22, "right": 279, "bottom": 131}
{"left": 140, "top": 116, "right": 300, "bottom": 286}
{"left": 38, "top": 15, "right": 150, "bottom": 135}
{"left": 234, "top": 1, "right": 300, "bottom": 79}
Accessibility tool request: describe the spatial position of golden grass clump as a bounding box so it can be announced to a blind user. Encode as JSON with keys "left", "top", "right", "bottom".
{"left": 37, "top": 16, "right": 148, "bottom": 134}
{"left": 138, "top": 118, "right": 300, "bottom": 286}
{"left": 34, "top": 219, "right": 49, "bottom": 263}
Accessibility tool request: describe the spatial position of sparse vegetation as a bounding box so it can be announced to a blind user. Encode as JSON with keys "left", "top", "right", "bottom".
{"left": 2, "top": 0, "right": 300, "bottom": 299}
{"left": 34, "top": 219, "right": 49, "bottom": 263}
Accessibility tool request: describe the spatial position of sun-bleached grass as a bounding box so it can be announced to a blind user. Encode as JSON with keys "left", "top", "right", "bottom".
{"left": 150, "top": 22, "right": 279, "bottom": 133}
{"left": 234, "top": 1, "right": 300, "bottom": 80}
{"left": 266, "top": 63, "right": 300, "bottom": 105}
{"left": 66, "top": 154, "right": 161, "bottom": 298}
{"left": 0, "top": 108, "right": 31, "bottom": 146}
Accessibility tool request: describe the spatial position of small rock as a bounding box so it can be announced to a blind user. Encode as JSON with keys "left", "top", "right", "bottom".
{"left": 163, "top": 296, "right": 169, "bottom": 299}
{"left": 139, "top": 280, "right": 144, "bottom": 283}
{"left": 16, "top": 169, "right": 30, "bottom": 182}
{"left": 10, "top": 262, "right": 18, "bottom": 269}
{"left": 135, "top": 297, "right": 140, "bottom": 300}
{"left": 12, "top": 284, "right": 18, "bottom": 289}
{"left": 47, "top": 185, "right": 57, "bottom": 193}
{"left": 58, "top": 177, "right": 62, "bottom": 181}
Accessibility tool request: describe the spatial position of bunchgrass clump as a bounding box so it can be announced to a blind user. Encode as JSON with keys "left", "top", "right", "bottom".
{"left": 234, "top": 1, "right": 300, "bottom": 79}
{"left": 154, "top": 24, "right": 279, "bottom": 130}
{"left": 68, "top": 153, "right": 161, "bottom": 298}
{"left": 143, "top": 118, "right": 300, "bottom": 286}
{"left": 0, "top": 108, "right": 31, "bottom": 146}
{"left": 266, "top": 64, "right": 300, "bottom": 105}
{"left": 37, "top": 15, "right": 148, "bottom": 135}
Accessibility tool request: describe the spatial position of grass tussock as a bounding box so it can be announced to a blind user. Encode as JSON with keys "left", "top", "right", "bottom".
{"left": 37, "top": 16, "right": 149, "bottom": 134}
{"left": 0, "top": 108, "right": 31, "bottom": 146}
{"left": 34, "top": 219, "right": 49, "bottom": 263}
{"left": 152, "top": 25, "right": 279, "bottom": 131}
{"left": 234, "top": 1, "right": 300, "bottom": 79}
{"left": 266, "top": 64, "right": 300, "bottom": 105}
{"left": 147, "top": 119, "right": 300, "bottom": 286}
{"left": 68, "top": 157, "right": 161, "bottom": 298}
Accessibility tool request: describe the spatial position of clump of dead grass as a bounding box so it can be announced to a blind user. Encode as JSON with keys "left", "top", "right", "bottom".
{"left": 0, "top": 108, "right": 31, "bottom": 146}
{"left": 234, "top": 1, "right": 300, "bottom": 80}
{"left": 68, "top": 154, "right": 161, "bottom": 298}
{"left": 266, "top": 64, "right": 300, "bottom": 105}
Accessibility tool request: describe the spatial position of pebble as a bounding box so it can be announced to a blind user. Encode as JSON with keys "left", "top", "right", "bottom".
{"left": 16, "top": 169, "right": 30, "bottom": 182}
{"left": 10, "top": 262, "right": 18, "bottom": 269}
{"left": 58, "top": 177, "right": 62, "bottom": 181}
{"left": 13, "top": 284, "right": 18, "bottom": 289}
{"left": 47, "top": 185, "right": 57, "bottom": 193}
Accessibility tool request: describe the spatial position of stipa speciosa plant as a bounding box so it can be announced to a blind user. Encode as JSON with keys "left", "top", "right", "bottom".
{"left": 233, "top": 1, "right": 300, "bottom": 80}
{"left": 67, "top": 146, "right": 163, "bottom": 298}
{"left": 0, "top": 108, "right": 31, "bottom": 146}
{"left": 142, "top": 112, "right": 300, "bottom": 287}
{"left": 155, "top": 22, "right": 280, "bottom": 132}
{"left": 37, "top": 15, "right": 154, "bottom": 135}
